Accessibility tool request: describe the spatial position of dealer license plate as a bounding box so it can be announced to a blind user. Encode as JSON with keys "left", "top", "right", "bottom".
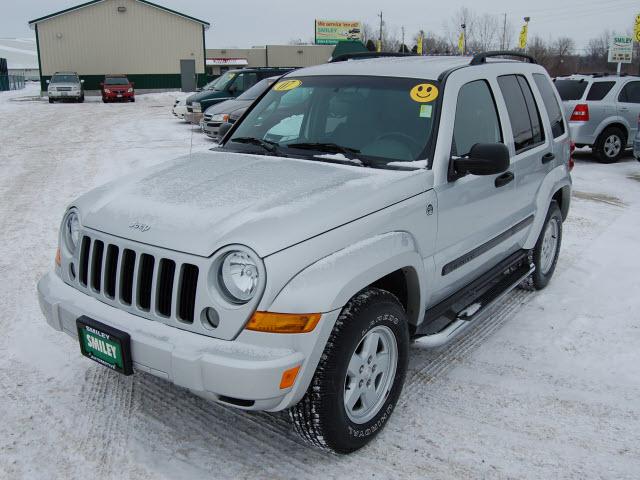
{"left": 76, "top": 316, "right": 133, "bottom": 375}
{"left": 117, "top": 94, "right": 122, "bottom": 98}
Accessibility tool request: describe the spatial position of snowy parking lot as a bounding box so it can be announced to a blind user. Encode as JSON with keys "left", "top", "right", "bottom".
{"left": 1, "top": 83, "right": 640, "bottom": 479}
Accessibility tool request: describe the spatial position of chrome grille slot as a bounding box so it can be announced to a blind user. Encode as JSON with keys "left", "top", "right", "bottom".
{"left": 104, "top": 245, "right": 119, "bottom": 298}
{"left": 120, "top": 249, "right": 136, "bottom": 305}
{"left": 178, "top": 264, "right": 199, "bottom": 323}
{"left": 79, "top": 236, "right": 91, "bottom": 286}
{"left": 156, "top": 259, "right": 176, "bottom": 317}
{"left": 137, "top": 254, "right": 155, "bottom": 311}
{"left": 90, "top": 240, "right": 104, "bottom": 292}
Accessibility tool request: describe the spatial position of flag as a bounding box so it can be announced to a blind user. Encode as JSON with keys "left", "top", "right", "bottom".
{"left": 634, "top": 13, "right": 640, "bottom": 42}
{"left": 376, "top": 39, "right": 382, "bottom": 52}
{"left": 519, "top": 23, "right": 529, "bottom": 50}
{"left": 458, "top": 31, "right": 465, "bottom": 54}
{"left": 417, "top": 34, "right": 423, "bottom": 55}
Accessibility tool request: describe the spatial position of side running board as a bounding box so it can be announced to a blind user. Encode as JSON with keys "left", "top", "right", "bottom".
{"left": 415, "top": 251, "right": 534, "bottom": 348}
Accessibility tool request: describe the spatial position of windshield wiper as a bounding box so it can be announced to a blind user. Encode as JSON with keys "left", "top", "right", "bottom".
{"left": 287, "top": 142, "right": 360, "bottom": 156}
{"left": 230, "top": 137, "right": 280, "bottom": 154}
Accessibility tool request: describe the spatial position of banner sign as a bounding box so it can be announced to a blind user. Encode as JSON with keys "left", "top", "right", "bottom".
{"left": 315, "top": 20, "right": 362, "bottom": 45}
{"left": 608, "top": 35, "right": 633, "bottom": 64}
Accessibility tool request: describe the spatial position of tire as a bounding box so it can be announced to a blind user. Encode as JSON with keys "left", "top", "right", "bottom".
{"left": 290, "top": 288, "right": 409, "bottom": 453}
{"left": 48, "top": 98, "right": 54, "bottom": 104}
{"left": 79, "top": 95, "right": 85, "bottom": 103}
{"left": 130, "top": 98, "right": 135, "bottom": 102}
{"left": 595, "top": 127, "right": 626, "bottom": 164}
{"left": 522, "top": 201, "right": 562, "bottom": 290}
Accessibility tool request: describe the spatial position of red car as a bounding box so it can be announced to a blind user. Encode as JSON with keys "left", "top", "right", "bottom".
{"left": 101, "top": 75, "right": 135, "bottom": 102}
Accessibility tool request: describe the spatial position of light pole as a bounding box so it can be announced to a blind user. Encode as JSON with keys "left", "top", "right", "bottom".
{"left": 461, "top": 23, "right": 466, "bottom": 55}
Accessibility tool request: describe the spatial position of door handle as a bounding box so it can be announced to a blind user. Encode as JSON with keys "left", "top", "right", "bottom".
{"left": 619, "top": 106, "right": 629, "bottom": 112}
{"left": 542, "top": 152, "right": 555, "bottom": 164}
{"left": 495, "top": 171, "right": 514, "bottom": 188}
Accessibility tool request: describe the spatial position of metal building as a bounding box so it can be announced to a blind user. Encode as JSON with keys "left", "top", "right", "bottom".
{"left": 28, "top": 0, "right": 209, "bottom": 93}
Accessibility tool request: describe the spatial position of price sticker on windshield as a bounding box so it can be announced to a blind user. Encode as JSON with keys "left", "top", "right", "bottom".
{"left": 410, "top": 83, "right": 438, "bottom": 103}
{"left": 274, "top": 80, "right": 302, "bottom": 91}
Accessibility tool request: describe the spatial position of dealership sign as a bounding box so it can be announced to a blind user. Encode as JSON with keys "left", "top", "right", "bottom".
{"left": 608, "top": 35, "right": 633, "bottom": 64}
{"left": 315, "top": 20, "right": 362, "bottom": 45}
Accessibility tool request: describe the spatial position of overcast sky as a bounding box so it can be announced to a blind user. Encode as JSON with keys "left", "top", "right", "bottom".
{"left": 3, "top": 0, "right": 638, "bottom": 51}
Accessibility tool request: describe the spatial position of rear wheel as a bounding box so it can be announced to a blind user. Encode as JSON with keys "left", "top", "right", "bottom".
{"left": 48, "top": 98, "right": 54, "bottom": 104}
{"left": 595, "top": 127, "right": 626, "bottom": 163}
{"left": 290, "top": 288, "right": 409, "bottom": 453}
{"left": 522, "top": 201, "right": 562, "bottom": 290}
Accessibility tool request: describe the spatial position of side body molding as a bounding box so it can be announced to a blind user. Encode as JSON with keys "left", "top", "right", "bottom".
{"left": 268, "top": 232, "right": 426, "bottom": 322}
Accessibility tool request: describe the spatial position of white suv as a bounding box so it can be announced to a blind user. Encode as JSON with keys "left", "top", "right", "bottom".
{"left": 38, "top": 51, "right": 572, "bottom": 453}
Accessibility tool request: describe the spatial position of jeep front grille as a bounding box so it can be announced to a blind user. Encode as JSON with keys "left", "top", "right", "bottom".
{"left": 77, "top": 234, "right": 199, "bottom": 323}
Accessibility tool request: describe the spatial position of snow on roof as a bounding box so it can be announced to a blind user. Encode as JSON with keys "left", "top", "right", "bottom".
{"left": 0, "top": 38, "right": 39, "bottom": 70}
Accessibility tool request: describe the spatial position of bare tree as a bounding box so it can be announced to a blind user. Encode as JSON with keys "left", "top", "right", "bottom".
{"left": 474, "top": 13, "right": 500, "bottom": 52}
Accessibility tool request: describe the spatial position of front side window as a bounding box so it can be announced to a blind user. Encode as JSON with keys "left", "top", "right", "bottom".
{"left": 498, "top": 75, "right": 545, "bottom": 153}
{"left": 452, "top": 80, "right": 502, "bottom": 157}
{"left": 230, "top": 72, "right": 258, "bottom": 93}
{"left": 225, "top": 75, "right": 440, "bottom": 167}
{"left": 213, "top": 71, "right": 239, "bottom": 91}
{"left": 533, "top": 73, "right": 565, "bottom": 138}
{"left": 619, "top": 81, "right": 640, "bottom": 103}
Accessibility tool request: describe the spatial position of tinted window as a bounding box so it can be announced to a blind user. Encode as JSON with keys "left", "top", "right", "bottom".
{"left": 554, "top": 79, "right": 588, "bottom": 100}
{"left": 619, "top": 81, "right": 640, "bottom": 103}
{"left": 498, "top": 75, "right": 540, "bottom": 153}
{"left": 533, "top": 73, "right": 565, "bottom": 138}
{"left": 452, "top": 80, "right": 502, "bottom": 156}
{"left": 586, "top": 81, "right": 615, "bottom": 101}
{"left": 236, "top": 77, "right": 275, "bottom": 101}
{"left": 231, "top": 72, "right": 258, "bottom": 93}
{"left": 51, "top": 74, "right": 79, "bottom": 83}
{"left": 105, "top": 77, "right": 129, "bottom": 85}
{"left": 517, "top": 76, "right": 545, "bottom": 146}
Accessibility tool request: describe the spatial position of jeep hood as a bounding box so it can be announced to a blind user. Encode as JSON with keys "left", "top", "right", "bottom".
{"left": 187, "top": 90, "right": 230, "bottom": 105}
{"left": 74, "top": 151, "right": 432, "bottom": 257}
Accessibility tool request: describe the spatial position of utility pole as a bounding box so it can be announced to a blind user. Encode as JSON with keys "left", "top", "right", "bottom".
{"left": 501, "top": 13, "right": 507, "bottom": 50}
{"left": 378, "top": 11, "right": 383, "bottom": 52}
{"left": 401, "top": 25, "right": 405, "bottom": 52}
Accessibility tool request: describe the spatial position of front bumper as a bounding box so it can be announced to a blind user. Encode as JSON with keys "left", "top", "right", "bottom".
{"left": 201, "top": 120, "right": 222, "bottom": 139}
{"left": 185, "top": 111, "right": 203, "bottom": 124}
{"left": 103, "top": 92, "right": 134, "bottom": 101}
{"left": 38, "top": 271, "right": 339, "bottom": 411}
{"left": 48, "top": 91, "right": 82, "bottom": 99}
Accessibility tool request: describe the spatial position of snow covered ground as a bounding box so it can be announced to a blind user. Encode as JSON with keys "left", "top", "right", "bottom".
{"left": 1, "top": 83, "right": 640, "bottom": 479}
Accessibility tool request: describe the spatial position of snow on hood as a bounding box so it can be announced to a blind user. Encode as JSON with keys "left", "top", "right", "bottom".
{"left": 73, "top": 150, "right": 432, "bottom": 257}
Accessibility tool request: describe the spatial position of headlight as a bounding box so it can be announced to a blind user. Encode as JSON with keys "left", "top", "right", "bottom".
{"left": 127, "top": 87, "right": 133, "bottom": 93}
{"left": 211, "top": 113, "right": 230, "bottom": 123}
{"left": 219, "top": 251, "right": 259, "bottom": 303}
{"left": 62, "top": 210, "right": 81, "bottom": 254}
{"left": 104, "top": 88, "right": 111, "bottom": 93}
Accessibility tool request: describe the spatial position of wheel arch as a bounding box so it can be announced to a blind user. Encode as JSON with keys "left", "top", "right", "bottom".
{"left": 596, "top": 121, "right": 630, "bottom": 145}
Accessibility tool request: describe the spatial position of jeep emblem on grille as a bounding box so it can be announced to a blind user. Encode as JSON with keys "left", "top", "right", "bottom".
{"left": 129, "top": 221, "right": 150, "bottom": 232}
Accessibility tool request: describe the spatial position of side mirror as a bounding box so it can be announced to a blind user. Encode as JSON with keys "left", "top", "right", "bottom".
{"left": 452, "top": 143, "right": 510, "bottom": 177}
{"left": 218, "top": 122, "right": 233, "bottom": 139}
{"left": 80, "top": 79, "right": 85, "bottom": 84}
{"left": 46, "top": 79, "right": 50, "bottom": 84}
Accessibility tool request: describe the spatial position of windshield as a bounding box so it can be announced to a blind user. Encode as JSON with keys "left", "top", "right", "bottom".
{"left": 51, "top": 74, "right": 79, "bottom": 83}
{"left": 202, "top": 77, "right": 221, "bottom": 90}
{"left": 105, "top": 77, "right": 129, "bottom": 85}
{"left": 225, "top": 75, "right": 439, "bottom": 167}
{"left": 213, "top": 71, "right": 239, "bottom": 91}
{"left": 236, "top": 78, "right": 276, "bottom": 101}
{"left": 555, "top": 79, "right": 588, "bottom": 100}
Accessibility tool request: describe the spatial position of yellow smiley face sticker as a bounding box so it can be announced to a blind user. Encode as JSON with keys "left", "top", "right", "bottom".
{"left": 274, "top": 79, "right": 302, "bottom": 91}
{"left": 410, "top": 83, "right": 439, "bottom": 103}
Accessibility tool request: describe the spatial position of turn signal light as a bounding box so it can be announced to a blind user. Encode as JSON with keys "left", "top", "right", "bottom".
{"left": 246, "top": 312, "right": 321, "bottom": 333}
{"left": 55, "top": 247, "right": 61, "bottom": 266}
{"left": 280, "top": 365, "right": 301, "bottom": 389}
{"left": 570, "top": 104, "right": 589, "bottom": 121}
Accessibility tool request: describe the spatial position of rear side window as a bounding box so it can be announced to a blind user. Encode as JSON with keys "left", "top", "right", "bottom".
{"left": 586, "top": 82, "right": 615, "bottom": 101}
{"left": 619, "top": 81, "right": 640, "bottom": 103}
{"left": 533, "top": 73, "right": 565, "bottom": 138}
{"left": 452, "top": 80, "right": 502, "bottom": 156}
{"left": 498, "top": 75, "right": 545, "bottom": 153}
{"left": 554, "top": 79, "right": 588, "bottom": 100}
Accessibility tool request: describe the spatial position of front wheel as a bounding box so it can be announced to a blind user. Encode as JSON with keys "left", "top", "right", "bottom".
{"left": 290, "top": 288, "right": 409, "bottom": 453}
{"left": 524, "top": 201, "right": 562, "bottom": 290}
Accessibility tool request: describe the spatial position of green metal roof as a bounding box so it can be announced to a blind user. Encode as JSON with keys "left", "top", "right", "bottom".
{"left": 28, "top": 0, "right": 210, "bottom": 28}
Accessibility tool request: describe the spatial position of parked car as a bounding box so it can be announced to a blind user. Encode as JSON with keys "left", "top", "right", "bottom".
{"left": 555, "top": 73, "right": 640, "bottom": 163}
{"left": 634, "top": 114, "right": 640, "bottom": 161}
{"left": 172, "top": 97, "right": 187, "bottom": 120}
{"left": 47, "top": 71, "right": 84, "bottom": 103}
{"left": 185, "top": 67, "right": 295, "bottom": 124}
{"left": 38, "top": 52, "right": 572, "bottom": 454}
{"left": 201, "top": 76, "right": 279, "bottom": 140}
{"left": 101, "top": 75, "right": 135, "bottom": 102}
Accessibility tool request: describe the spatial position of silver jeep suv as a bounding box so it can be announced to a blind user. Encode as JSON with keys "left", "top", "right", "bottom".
{"left": 47, "top": 71, "right": 85, "bottom": 103}
{"left": 555, "top": 73, "right": 640, "bottom": 163}
{"left": 37, "top": 52, "right": 572, "bottom": 453}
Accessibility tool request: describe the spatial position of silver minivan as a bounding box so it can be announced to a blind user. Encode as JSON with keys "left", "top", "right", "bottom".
{"left": 555, "top": 74, "right": 640, "bottom": 163}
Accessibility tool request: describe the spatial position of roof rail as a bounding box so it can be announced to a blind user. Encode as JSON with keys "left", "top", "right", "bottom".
{"left": 470, "top": 51, "right": 537, "bottom": 66}
{"left": 330, "top": 52, "right": 416, "bottom": 63}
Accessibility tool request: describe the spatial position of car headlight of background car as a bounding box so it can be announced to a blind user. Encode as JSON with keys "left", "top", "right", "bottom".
{"left": 104, "top": 88, "right": 111, "bottom": 93}
{"left": 218, "top": 250, "right": 260, "bottom": 303}
{"left": 211, "top": 113, "right": 230, "bottom": 123}
{"left": 61, "top": 209, "right": 81, "bottom": 255}
{"left": 127, "top": 87, "right": 133, "bottom": 93}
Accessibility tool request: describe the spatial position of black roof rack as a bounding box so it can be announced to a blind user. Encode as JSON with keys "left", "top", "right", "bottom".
{"left": 330, "top": 52, "right": 416, "bottom": 63}
{"left": 470, "top": 51, "right": 537, "bottom": 66}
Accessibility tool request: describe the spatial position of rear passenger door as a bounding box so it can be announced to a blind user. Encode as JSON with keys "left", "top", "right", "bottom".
{"left": 618, "top": 81, "right": 640, "bottom": 143}
{"left": 497, "top": 74, "right": 551, "bottom": 229}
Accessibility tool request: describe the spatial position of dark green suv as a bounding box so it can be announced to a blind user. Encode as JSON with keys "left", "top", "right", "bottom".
{"left": 185, "top": 67, "right": 295, "bottom": 124}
